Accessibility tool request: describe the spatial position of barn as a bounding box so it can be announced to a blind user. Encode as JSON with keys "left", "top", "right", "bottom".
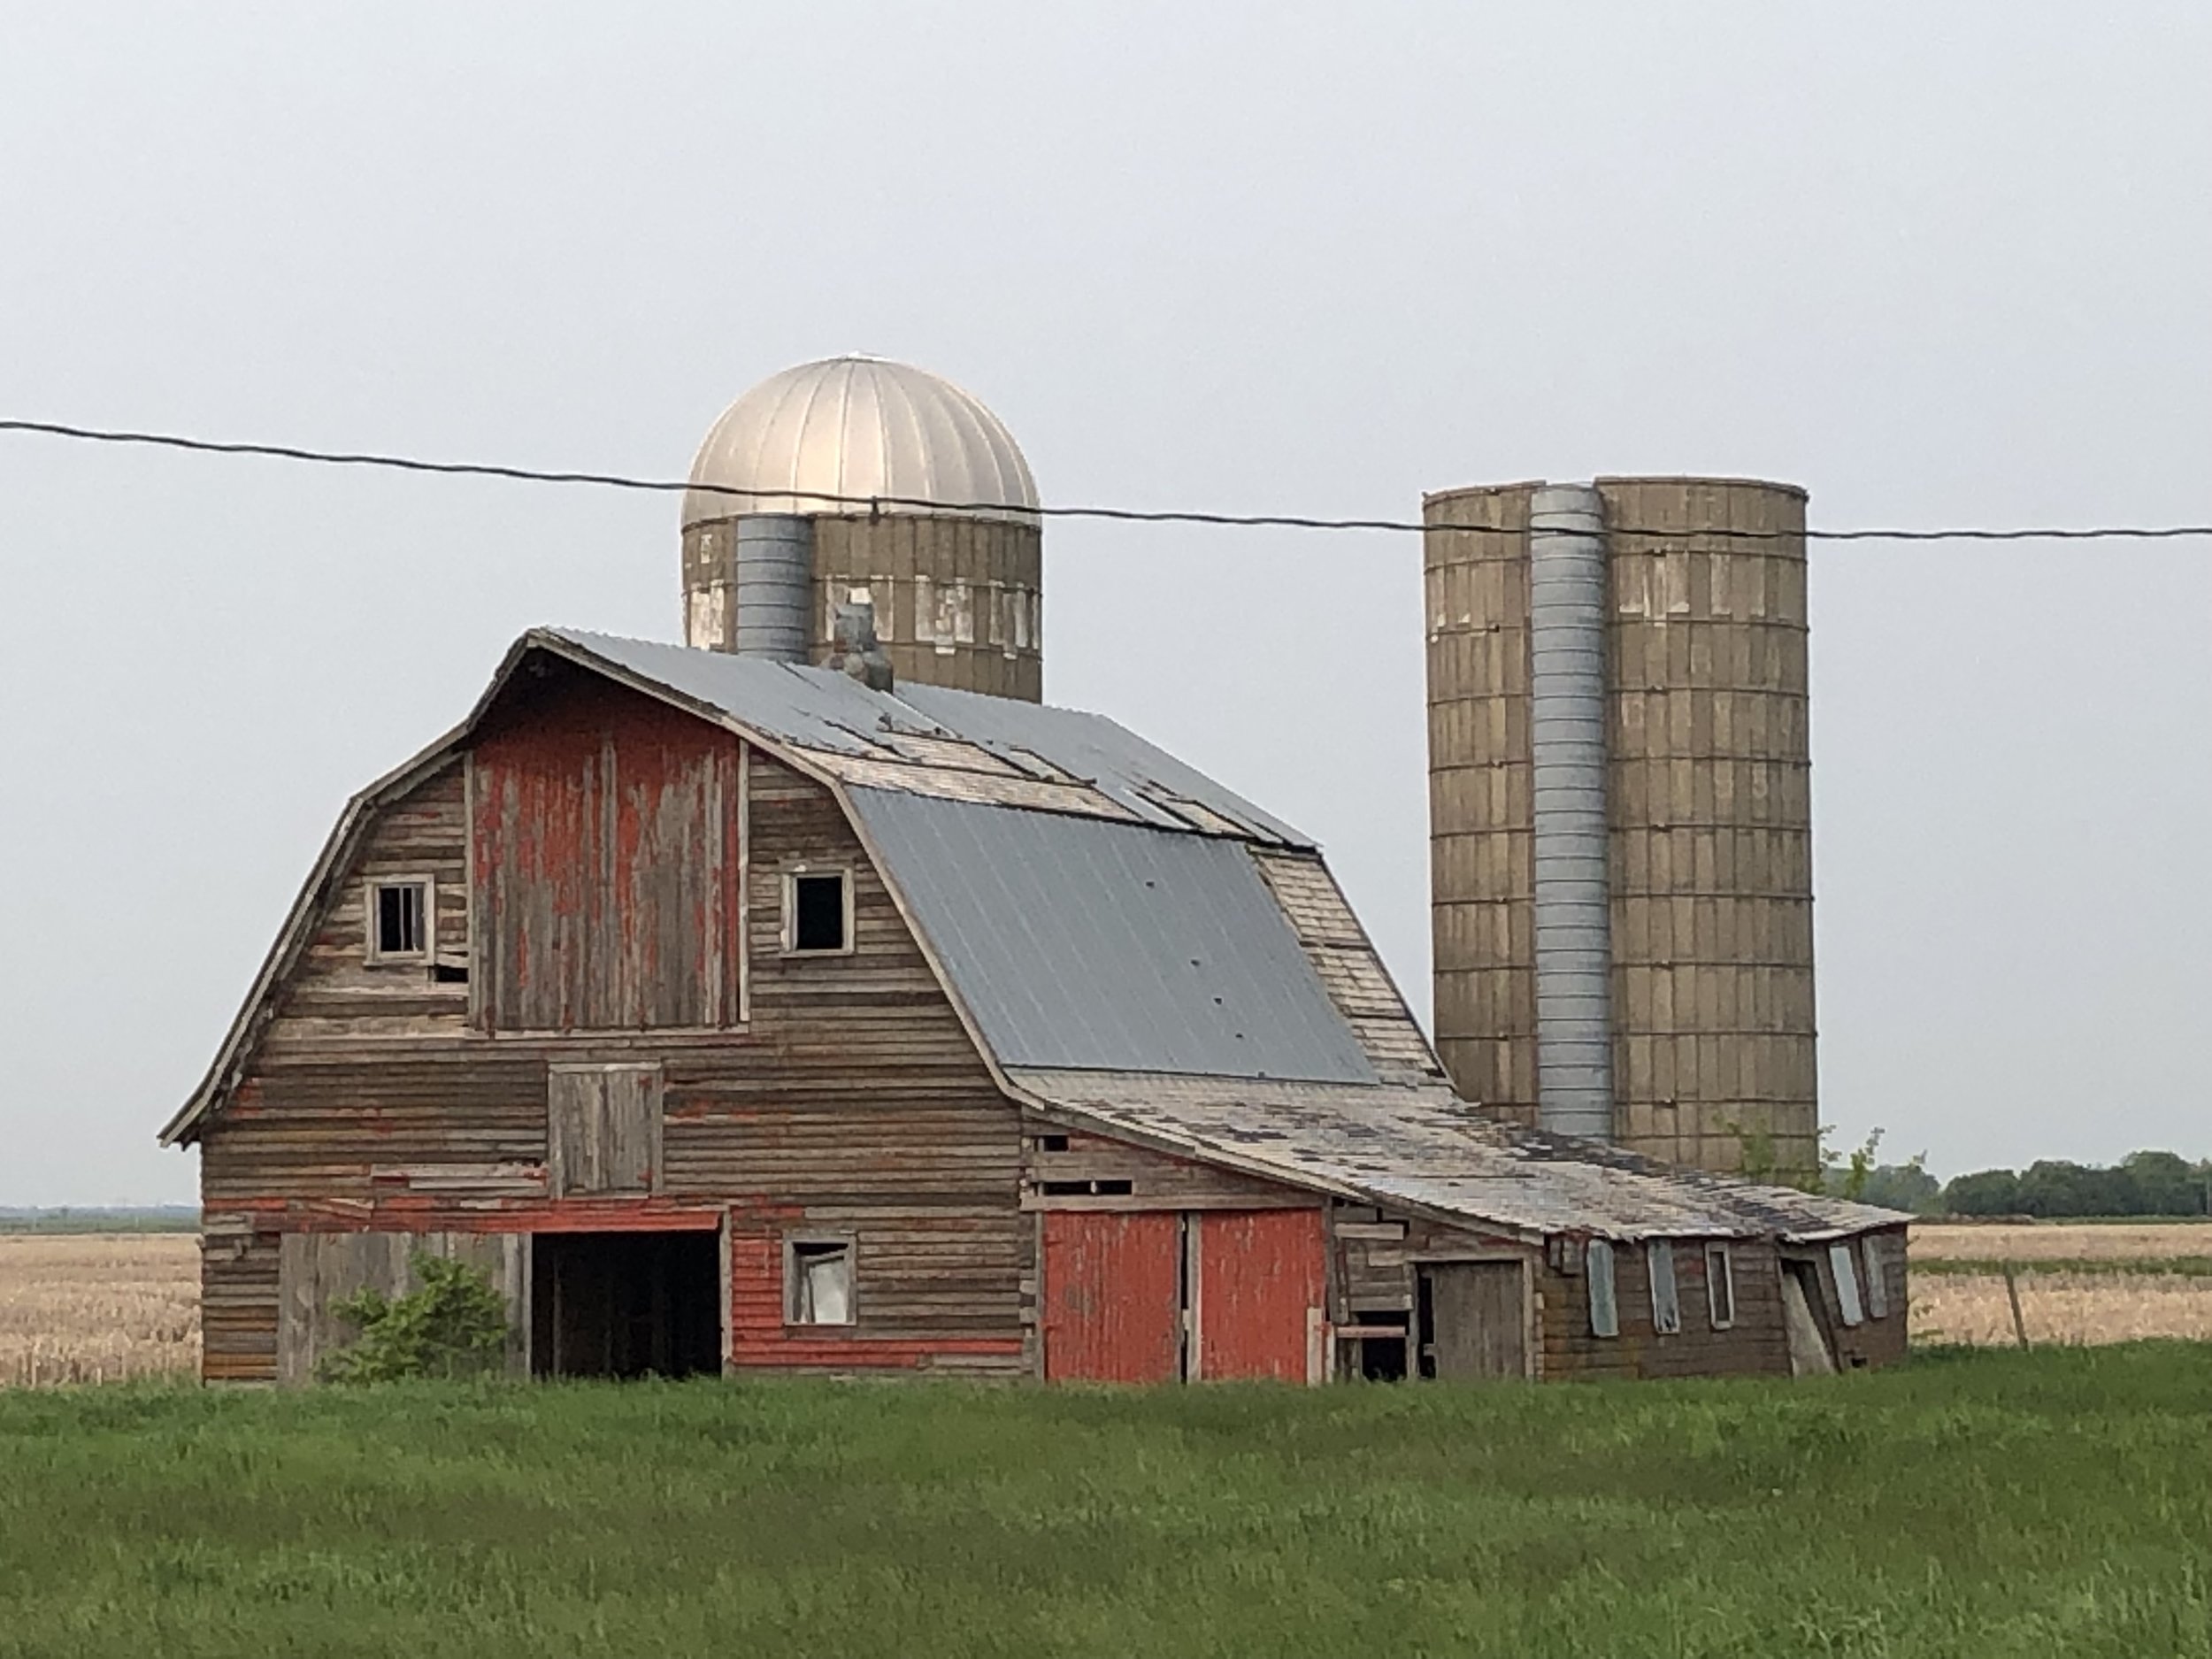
{"left": 161, "top": 624, "right": 1906, "bottom": 1385}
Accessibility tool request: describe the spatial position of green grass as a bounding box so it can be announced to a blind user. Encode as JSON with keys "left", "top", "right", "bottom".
{"left": 2, "top": 1347, "right": 2208, "bottom": 1659}
{"left": 0, "top": 1208, "right": 199, "bottom": 1235}
{"left": 1914, "top": 1256, "right": 2212, "bottom": 1278}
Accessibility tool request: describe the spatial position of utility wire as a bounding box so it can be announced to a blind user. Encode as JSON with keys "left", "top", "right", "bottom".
{"left": 4, "top": 417, "right": 2209, "bottom": 544}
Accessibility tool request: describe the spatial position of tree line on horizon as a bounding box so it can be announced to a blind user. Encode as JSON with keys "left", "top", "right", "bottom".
{"left": 1828, "top": 1147, "right": 2212, "bottom": 1218}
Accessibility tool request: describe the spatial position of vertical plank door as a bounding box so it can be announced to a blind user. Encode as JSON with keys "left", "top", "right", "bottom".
{"left": 1422, "top": 1261, "right": 1528, "bottom": 1380}
{"left": 1041, "top": 1211, "right": 1182, "bottom": 1382}
{"left": 1194, "top": 1209, "right": 1325, "bottom": 1382}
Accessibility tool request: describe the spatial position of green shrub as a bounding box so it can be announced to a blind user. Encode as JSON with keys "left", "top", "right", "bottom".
{"left": 319, "top": 1254, "right": 511, "bottom": 1383}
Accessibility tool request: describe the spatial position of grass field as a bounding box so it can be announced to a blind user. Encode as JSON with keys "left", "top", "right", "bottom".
{"left": 0, "top": 1348, "right": 2206, "bottom": 1658}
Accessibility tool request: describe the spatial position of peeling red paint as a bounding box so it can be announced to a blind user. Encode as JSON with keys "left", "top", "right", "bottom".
{"left": 1196, "top": 1209, "right": 1324, "bottom": 1382}
{"left": 1041, "top": 1211, "right": 1182, "bottom": 1382}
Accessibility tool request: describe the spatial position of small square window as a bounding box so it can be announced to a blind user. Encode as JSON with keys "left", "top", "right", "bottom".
{"left": 369, "top": 879, "right": 430, "bottom": 961}
{"left": 785, "top": 871, "right": 850, "bottom": 954}
{"left": 1586, "top": 1239, "right": 1618, "bottom": 1338}
{"left": 1706, "top": 1244, "right": 1737, "bottom": 1329}
{"left": 787, "top": 1238, "right": 855, "bottom": 1325}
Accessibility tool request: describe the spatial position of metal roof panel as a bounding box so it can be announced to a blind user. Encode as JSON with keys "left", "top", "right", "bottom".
{"left": 848, "top": 790, "right": 1374, "bottom": 1083}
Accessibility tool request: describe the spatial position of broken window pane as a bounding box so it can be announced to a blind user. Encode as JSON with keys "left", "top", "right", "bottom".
{"left": 1829, "top": 1242, "right": 1865, "bottom": 1326}
{"left": 1648, "top": 1241, "right": 1682, "bottom": 1333}
{"left": 790, "top": 872, "right": 848, "bottom": 953}
{"left": 790, "top": 1240, "right": 854, "bottom": 1325}
{"left": 1586, "top": 1239, "right": 1618, "bottom": 1338}
{"left": 373, "top": 882, "right": 426, "bottom": 956}
{"left": 1706, "top": 1244, "right": 1736, "bottom": 1329}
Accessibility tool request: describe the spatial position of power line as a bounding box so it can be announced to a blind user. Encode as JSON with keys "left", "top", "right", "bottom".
{"left": 4, "top": 416, "right": 2209, "bottom": 544}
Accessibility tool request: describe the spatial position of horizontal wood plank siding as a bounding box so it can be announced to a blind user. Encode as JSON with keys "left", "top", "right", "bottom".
{"left": 198, "top": 729, "right": 1028, "bottom": 1380}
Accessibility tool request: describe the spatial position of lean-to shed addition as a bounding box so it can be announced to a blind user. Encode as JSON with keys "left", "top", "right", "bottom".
{"left": 166, "top": 627, "right": 1904, "bottom": 1386}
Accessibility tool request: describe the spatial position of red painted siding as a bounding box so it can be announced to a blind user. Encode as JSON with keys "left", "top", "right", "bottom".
{"left": 1041, "top": 1211, "right": 1183, "bottom": 1382}
{"left": 1197, "top": 1209, "right": 1324, "bottom": 1382}
{"left": 724, "top": 1225, "right": 1024, "bottom": 1372}
{"left": 472, "top": 666, "right": 742, "bottom": 1032}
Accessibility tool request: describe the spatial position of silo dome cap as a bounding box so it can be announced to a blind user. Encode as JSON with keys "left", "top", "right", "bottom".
{"left": 683, "top": 354, "right": 1039, "bottom": 529}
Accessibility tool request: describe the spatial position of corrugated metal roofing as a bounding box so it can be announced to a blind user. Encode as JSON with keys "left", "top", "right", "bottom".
{"left": 848, "top": 790, "right": 1376, "bottom": 1084}
{"left": 1009, "top": 1068, "right": 1908, "bottom": 1243}
{"left": 545, "top": 630, "right": 1308, "bottom": 846}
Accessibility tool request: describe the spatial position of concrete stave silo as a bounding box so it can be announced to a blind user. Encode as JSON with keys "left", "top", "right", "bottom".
{"left": 682, "top": 355, "right": 1043, "bottom": 699}
{"left": 1425, "top": 476, "right": 1817, "bottom": 1179}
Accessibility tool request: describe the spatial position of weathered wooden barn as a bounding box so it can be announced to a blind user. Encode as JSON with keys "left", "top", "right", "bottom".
{"left": 163, "top": 626, "right": 1905, "bottom": 1385}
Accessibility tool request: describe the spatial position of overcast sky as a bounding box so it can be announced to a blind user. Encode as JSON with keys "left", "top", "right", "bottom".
{"left": 3, "top": 4, "right": 2208, "bottom": 1204}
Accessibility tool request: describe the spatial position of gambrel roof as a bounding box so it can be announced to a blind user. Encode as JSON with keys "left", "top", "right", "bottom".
{"left": 161, "top": 627, "right": 1902, "bottom": 1247}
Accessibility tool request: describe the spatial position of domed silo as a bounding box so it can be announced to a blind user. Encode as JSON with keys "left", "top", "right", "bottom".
{"left": 681, "top": 355, "right": 1043, "bottom": 700}
{"left": 1425, "top": 477, "right": 1817, "bottom": 1181}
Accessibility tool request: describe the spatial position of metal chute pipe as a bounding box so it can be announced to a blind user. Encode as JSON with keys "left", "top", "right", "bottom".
{"left": 1527, "top": 484, "right": 1616, "bottom": 1140}
{"left": 731, "top": 514, "right": 814, "bottom": 663}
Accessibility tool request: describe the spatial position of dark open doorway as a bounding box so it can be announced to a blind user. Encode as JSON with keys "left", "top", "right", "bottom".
{"left": 531, "top": 1231, "right": 722, "bottom": 1379}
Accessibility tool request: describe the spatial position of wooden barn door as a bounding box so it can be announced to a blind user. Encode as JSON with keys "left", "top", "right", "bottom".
{"left": 1419, "top": 1261, "right": 1528, "bottom": 1380}
{"left": 1193, "top": 1209, "right": 1325, "bottom": 1382}
{"left": 1041, "top": 1211, "right": 1182, "bottom": 1382}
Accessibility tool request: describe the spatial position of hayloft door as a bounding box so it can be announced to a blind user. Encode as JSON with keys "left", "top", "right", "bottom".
{"left": 1418, "top": 1261, "right": 1529, "bottom": 1380}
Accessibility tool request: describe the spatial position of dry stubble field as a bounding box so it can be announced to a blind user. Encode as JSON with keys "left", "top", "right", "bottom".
{"left": 0, "top": 1233, "right": 199, "bottom": 1386}
{"left": 4, "top": 1225, "right": 2210, "bottom": 1386}
{"left": 1909, "top": 1221, "right": 2212, "bottom": 1347}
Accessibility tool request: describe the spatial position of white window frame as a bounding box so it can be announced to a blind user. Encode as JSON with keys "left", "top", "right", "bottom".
{"left": 785, "top": 1233, "right": 857, "bottom": 1326}
{"left": 1861, "top": 1237, "right": 1891, "bottom": 1320}
{"left": 780, "top": 865, "right": 856, "bottom": 956}
{"left": 1586, "top": 1239, "right": 1619, "bottom": 1339}
{"left": 365, "top": 874, "right": 436, "bottom": 964}
{"left": 1648, "top": 1241, "right": 1683, "bottom": 1334}
{"left": 1705, "top": 1243, "right": 1737, "bottom": 1330}
{"left": 1829, "top": 1242, "right": 1866, "bottom": 1326}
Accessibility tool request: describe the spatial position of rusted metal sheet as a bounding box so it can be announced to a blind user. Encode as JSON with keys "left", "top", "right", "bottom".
{"left": 1041, "top": 1210, "right": 1181, "bottom": 1383}
{"left": 1195, "top": 1209, "right": 1325, "bottom": 1382}
{"left": 472, "top": 672, "right": 741, "bottom": 1032}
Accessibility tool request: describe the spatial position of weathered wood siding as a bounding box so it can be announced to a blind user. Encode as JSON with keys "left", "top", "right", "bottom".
{"left": 196, "top": 679, "right": 1027, "bottom": 1382}
{"left": 1787, "top": 1225, "right": 1910, "bottom": 1371}
{"left": 1537, "top": 1236, "right": 1791, "bottom": 1380}
{"left": 277, "top": 1230, "right": 528, "bottom": 1384}
{"left": 1248, "top": 849, "right": 1444, "bottom": 1085}
{"left": 1021, "top": 1119, "right": 1311, "bottom": 1211}
{"left": 472, "top": 662, "right": 741, "bottom": 1033}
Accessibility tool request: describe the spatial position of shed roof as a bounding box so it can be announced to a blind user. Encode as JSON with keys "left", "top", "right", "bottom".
{"left": 1009, "top": 1068, "right": 1903, "bottom": 1244}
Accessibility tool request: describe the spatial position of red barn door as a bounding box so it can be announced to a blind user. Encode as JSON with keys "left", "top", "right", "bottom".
{"left": 1195, "top": 1209, "right": 1325, "bottom": 1382}
{"left": 1041, "top": 1211, "right": 1182, "bottom": 1382}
